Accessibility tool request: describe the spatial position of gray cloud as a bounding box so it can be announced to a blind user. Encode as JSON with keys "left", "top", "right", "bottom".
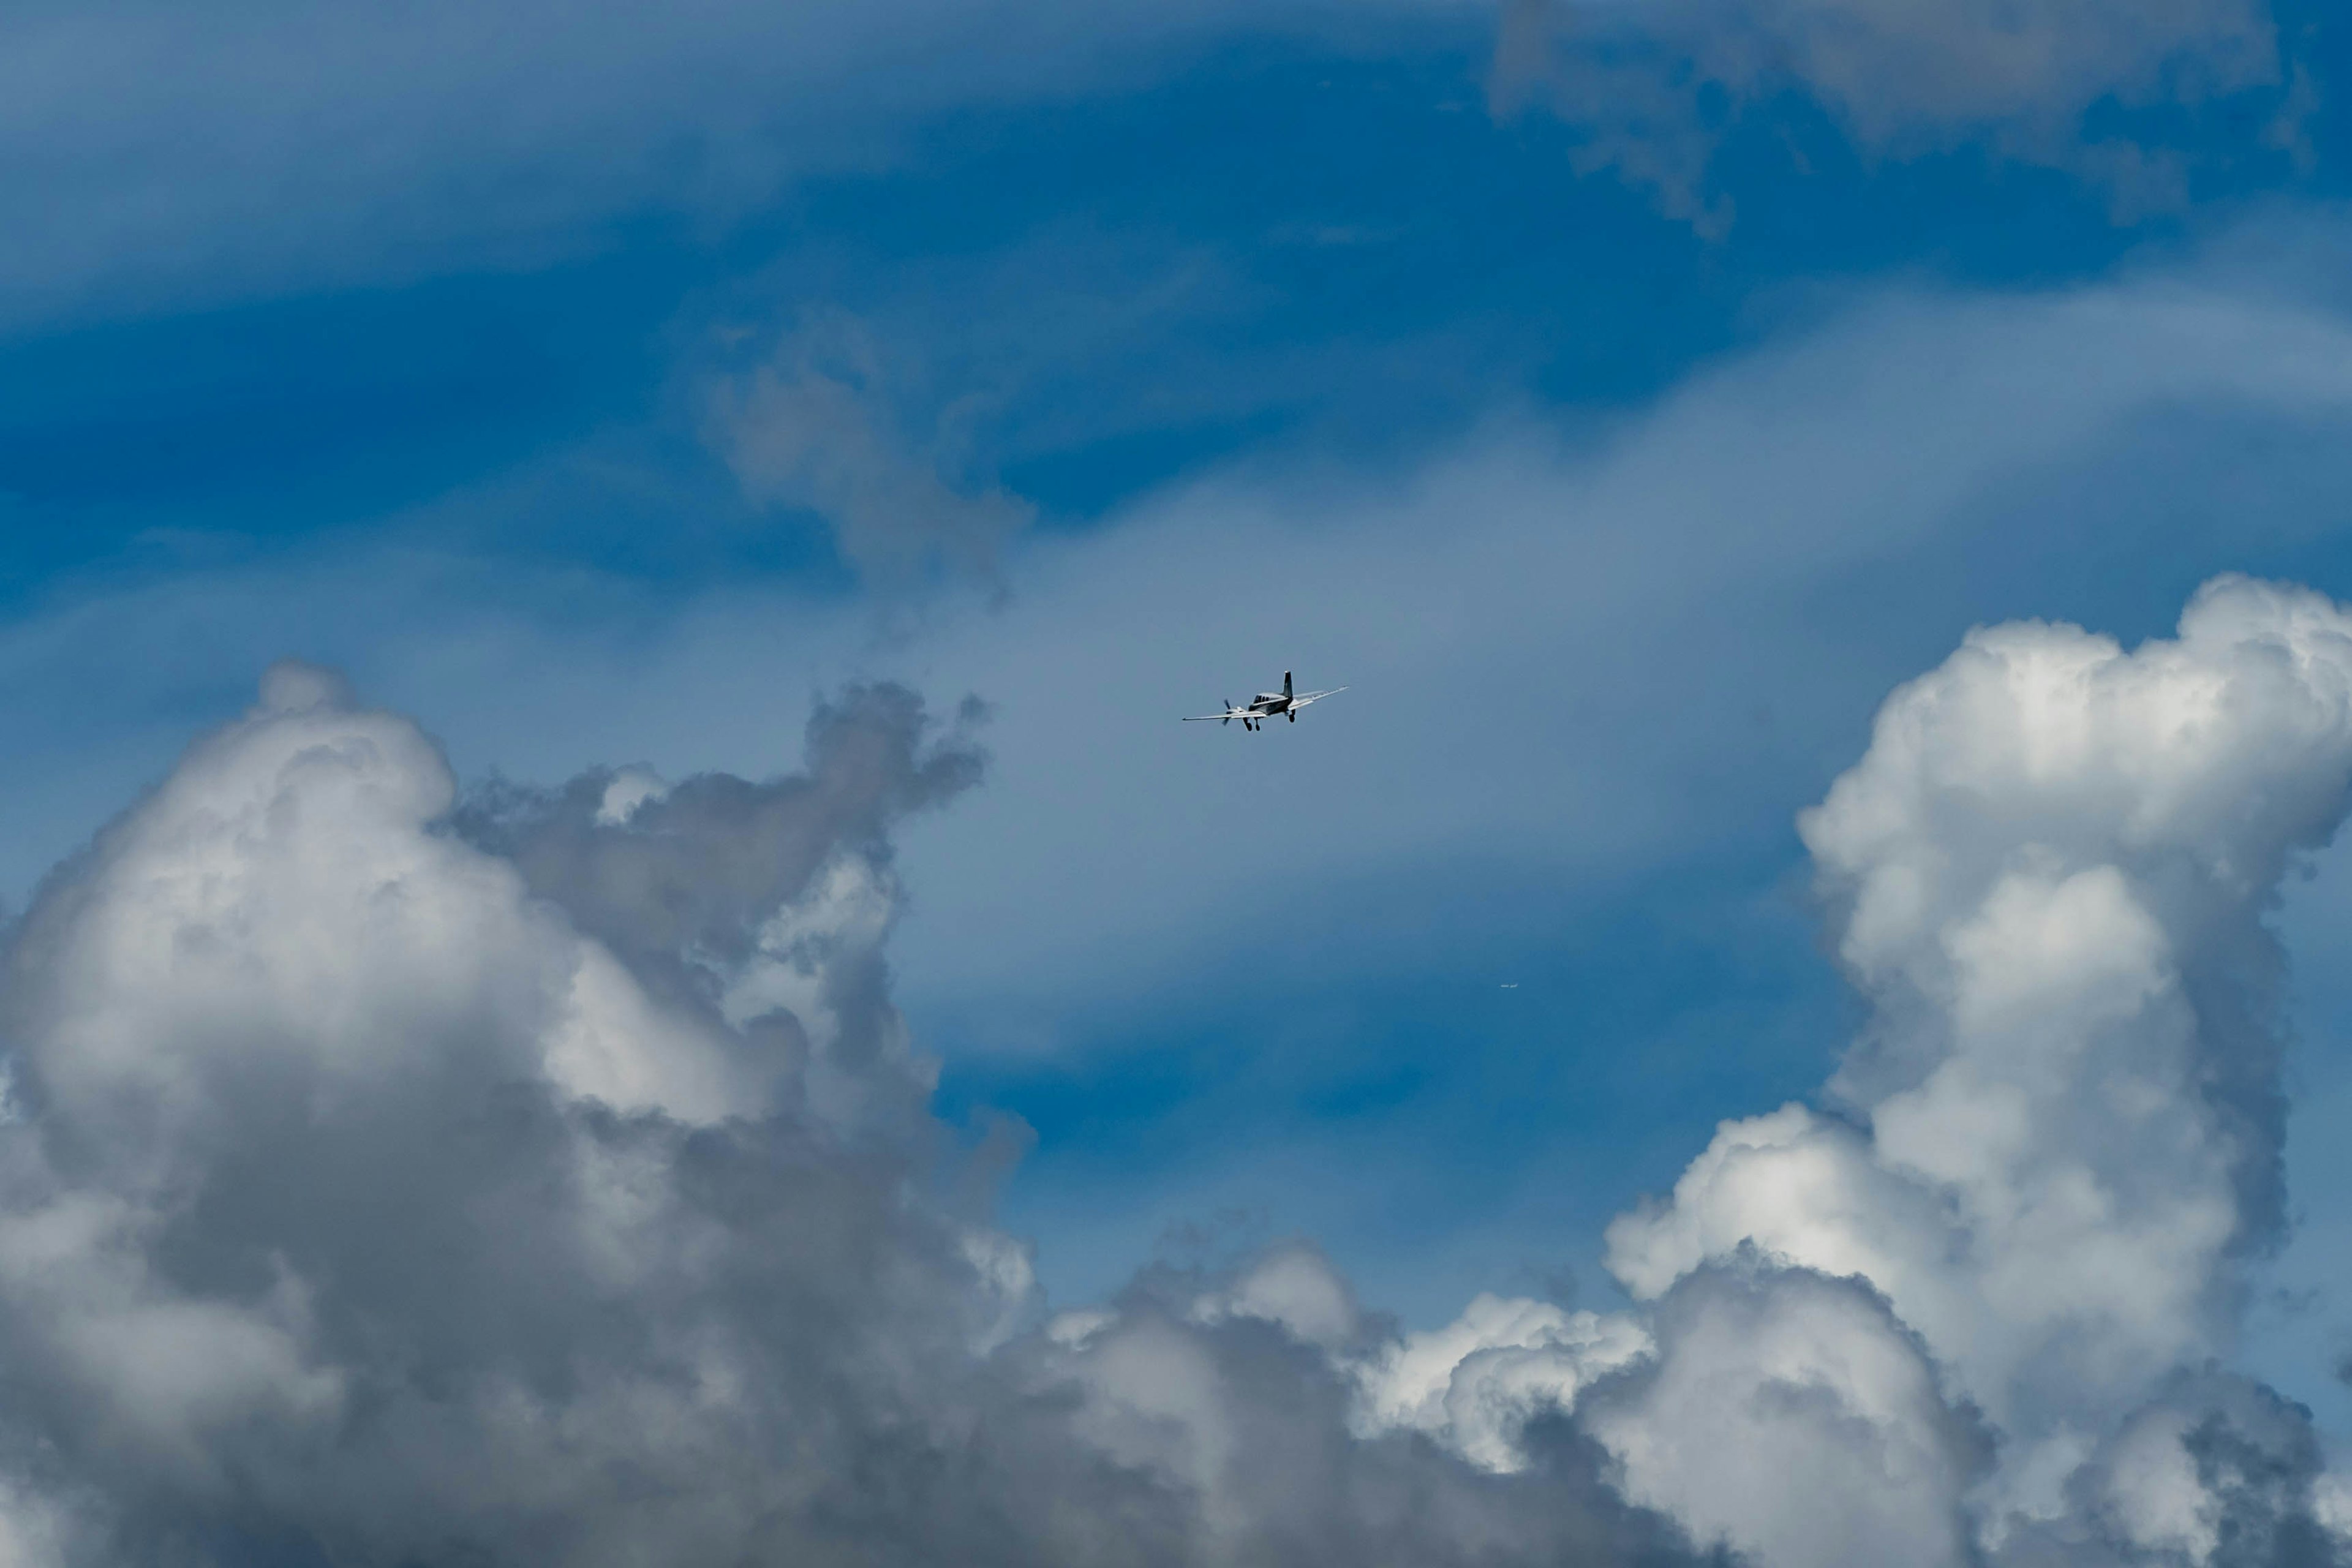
{"left": 1493, "top": 0, "right": 2294, "bottom": 231}
{"left": 0, "top": 671, "right": 1014, "bottom": 1559}
{"left": 0, "top": 600, "right": 2348, "bottom": 1566}
{"left": 2068, "top": 1371, "right": 2345, "bottom": 1566}
{"left": 1581, "top": 1263, "right": 1995, "bottom": 1568}
{"left": 708, "top": 314, "right": 1038, "bottom": 582}
{"left": 0, "top": 664, "right": 1697, "bottom": 1566}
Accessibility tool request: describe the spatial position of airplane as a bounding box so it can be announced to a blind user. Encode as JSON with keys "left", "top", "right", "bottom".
{"left": 1184, "top": 671, "right": 1346, "bottom": 731}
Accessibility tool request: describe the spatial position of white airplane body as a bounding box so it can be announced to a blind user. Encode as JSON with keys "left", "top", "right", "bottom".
{"left": 1185, "top": 671, "right": 1345, "bottom": 731}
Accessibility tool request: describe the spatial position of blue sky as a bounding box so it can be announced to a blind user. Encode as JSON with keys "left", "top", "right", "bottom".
{"left": 12, "top": 0, "right": 2352, "bottom": 1523}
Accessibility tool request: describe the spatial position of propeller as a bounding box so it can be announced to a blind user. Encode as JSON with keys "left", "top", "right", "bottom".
{"left": 1223, "top": 699, "right": 1234, "bottom": 727}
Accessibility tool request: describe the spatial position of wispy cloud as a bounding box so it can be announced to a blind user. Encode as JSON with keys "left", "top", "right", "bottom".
{"left": 1493, "top": 0, "right": 2299, "bottom": 231}
{"left": 0, "top": 0, "right": 1481, "bottom": 334}
{"left": 709, "top": 311, "right": 1035, "bottom": 584}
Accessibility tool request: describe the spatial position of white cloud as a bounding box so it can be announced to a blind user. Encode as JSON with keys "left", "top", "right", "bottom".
{"left": 5, "top": 235, "right": 2352, "bottom": 1562}
{"left": 2, "top": 584, "right": 2351, "bottom": 1562}
{"left": 1351, "top": 1292, "right": 1649, "bottom": 1472}
{"left": 1583, "top": 1267, "right": 1988, "bottom": 1568}
{"left": 1598, "top": 576, "right": 2352, "bottom": 1557}
{"left": 594, "top": 765, "right": 669, "bottom": 826}
{"left": 0, "top": 660, "right": 1705, "bottom": 1565}
{"left": 1317, "top": 572, "right": 2352, "bottom": 1566}
{"left": 1031, "top": 1261, "right": 1689, "bottom": 1562}
{"left": 2101, "top": 1404, "right": 2227, "bottom": 1562}
{"left": 0, "top": 669, "right": 1058, "bottom": 1561}
{"left": 1188, "top": 1240, "right": 1364, "bottom": 1352}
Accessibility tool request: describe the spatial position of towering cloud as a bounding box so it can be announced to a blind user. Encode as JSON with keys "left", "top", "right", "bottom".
{"left": 1382, "top": 576, "right": 2352, "bottom": 1565}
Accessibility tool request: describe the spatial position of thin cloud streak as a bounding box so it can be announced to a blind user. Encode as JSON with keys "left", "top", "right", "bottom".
{"left": 1494, "top": 0, "right": 2298, "bottom": 230}
{"left": 0, "top": 0, "right": 1487, "bottom": 334}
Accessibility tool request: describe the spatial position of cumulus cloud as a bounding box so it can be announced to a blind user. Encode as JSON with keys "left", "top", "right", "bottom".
{"left": 1494, "top": 0, "right": 2293, "bottom": 230}
{"left": 1353, "top": 1288, "right": 1649, "bottom": 1472}
{"left": 0, "top": 663, "right": 1694, "bottom": 1566}
{"left": 2069, "top": 1370, "right": 2343, "bottom": 1565}
{"left": 0, "top": 666, "right": 1025, "bottom": 1561}
{"left": 1613, "top": 579, "right": 2352, "bottom": 1392}
{"left": 4, "top": 575, "right": 2352, "bottom": 1564}
{"left": 1585, "top": 1265, "right": 1992, "bottom": 1568}
{"left": 1583, "top": 576, "right": 2352, "bottom": 1562}
{"left": 1028, "top": 1254, "right": 1698, "bottom": 1568}
{"left": 1298, "top": 576, "right": 2352, "bottom": 1568}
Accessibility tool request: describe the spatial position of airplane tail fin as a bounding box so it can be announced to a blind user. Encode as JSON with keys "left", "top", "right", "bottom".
{"left": 1284, "top": 670, "right": 1293, "bottom": 698}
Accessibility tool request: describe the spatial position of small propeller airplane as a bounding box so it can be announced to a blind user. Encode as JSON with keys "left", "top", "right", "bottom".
{"left": 1184, "top": 671, "right": 1346, "bottom": 731}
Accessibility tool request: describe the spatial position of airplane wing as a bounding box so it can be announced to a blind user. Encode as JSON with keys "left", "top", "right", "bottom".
{"left": 1183, "top": 712, "right": 1245, "bottom": 722}
{"left": 1288, "top": 687, "right": 1348, "bottom": 707}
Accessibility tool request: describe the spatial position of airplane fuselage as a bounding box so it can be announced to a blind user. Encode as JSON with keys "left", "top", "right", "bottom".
{"left": 1185, "top": 669, "right": 1344, "bottom": 730}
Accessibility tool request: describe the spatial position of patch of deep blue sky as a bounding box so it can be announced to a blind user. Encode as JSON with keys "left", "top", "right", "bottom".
{"left": 7, "top": 3, "right": 2352, "bottom": 1384}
